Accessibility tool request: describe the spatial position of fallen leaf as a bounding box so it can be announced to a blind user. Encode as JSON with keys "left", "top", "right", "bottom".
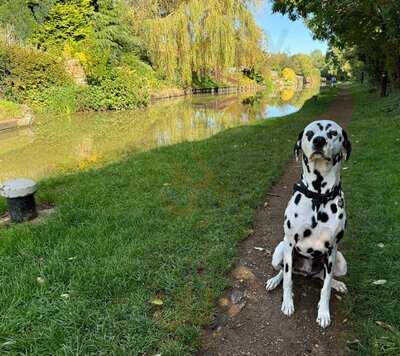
{"left": 61, "top": 293, "right": 70, "bottom": 299}
{"left": 151, "top": 298, "right": 164, "bottom": 306}
{"left": 36, "top": 277, "right": 45, "bottom": 285}
{"left": 68, "top": 256, "right": 77, "bottom": 261}
{"left": 335, "top": 294, "right": 342, "bottom": 301}
{"left": 375, "top": 320, "right": 396, "bottom": 332}
{"left": 253, "top": 246, "right": 265, "bottom": 251}
{"left": 227, "top": 302, "right": 246, "bottom": 317}
{"left": 377, "top": 243, "right": 384, "bottom": 248}
{"left": 218, "top": 297, "right": 230, "bottom": 308}
{"left": 372, "top": 279, "right": 387, "bottom": 285}
{"left": 232, "top": 266, "right": 255, "bottom": 281}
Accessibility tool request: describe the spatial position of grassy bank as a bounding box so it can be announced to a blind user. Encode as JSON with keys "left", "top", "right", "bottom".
{"left": 0, "top": 99, "right": 24, "bottom": 122}
{"left": 344, "top": 86, "right": 400, "bottom": 355}
{"left": 0, "top": 88, "right": 336, "bottom": 355}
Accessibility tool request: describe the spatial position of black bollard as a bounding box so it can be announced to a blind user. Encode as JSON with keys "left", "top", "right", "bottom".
{"left": 1, "top": 179, "right": 38, "bottom": 223}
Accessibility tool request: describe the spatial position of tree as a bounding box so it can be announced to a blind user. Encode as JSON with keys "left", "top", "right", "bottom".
{"left": 272, "top": 0, "right": 400, "bottom": 93}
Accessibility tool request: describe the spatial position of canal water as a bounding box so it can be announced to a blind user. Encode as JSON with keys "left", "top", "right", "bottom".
{"left": 0, "top": 86, "right": 319, "bottom": 181}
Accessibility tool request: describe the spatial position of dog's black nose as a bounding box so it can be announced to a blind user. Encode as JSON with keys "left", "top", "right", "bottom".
{"left": 313, "top": 136, "right": 326, "bottom": 149}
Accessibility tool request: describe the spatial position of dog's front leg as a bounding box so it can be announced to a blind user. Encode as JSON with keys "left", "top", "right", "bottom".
{"left": 317, "top": 247, "right": 337, "bottom": 328}
{"left": 281, "top": 240, "right": 294, "bottom": 316}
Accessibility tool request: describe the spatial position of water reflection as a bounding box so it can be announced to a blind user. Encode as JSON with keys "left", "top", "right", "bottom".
{"left": 0, "top": 86, "right": 319, "bottom": 181}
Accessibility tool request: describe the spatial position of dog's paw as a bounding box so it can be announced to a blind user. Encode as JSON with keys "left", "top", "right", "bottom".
{"left": 265, "top": 274, "right": 282, "bottom": 291}
{"left": 281, "top": 298, "right": 295, "bottom": 316}
{"left": 332, "top": 279, "right": 347, "bottom": 293}
{"left": 317, "top": 307, "right": 331, "bottom": 328}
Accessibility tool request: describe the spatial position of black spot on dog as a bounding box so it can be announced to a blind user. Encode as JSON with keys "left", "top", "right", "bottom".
{"left": 285, "top": 263, "right": 289, "bottom": 273}
{"left": 295, "top": 213, "right": 298, "bottom": 218}
{"left": 322, "top": 182, "right": 327, "bottom": 188}
{"left": 325, "top": 123, "right": 332, "bottom": 130}
{"left": 317, "top": 211, "right": 329, "bottom": 223}
{"left": 289, "top": 243, "right": 292, "bottom": 247}
{"left": 311, "top": 216, "right": 318, "bottom": 228}
{"left": 339, "top": 213, "right": 343, "bottom": 219}
{"left": 327, "top": 262, "right": 333, "bottom": 274}
{"left": 306, "top": 130, "right": 315, "bottom": 141}
{"left": 333, "top": 153, "right": 343, "bottom": 166}
{"left": 284, "top": 214, "right": 287, "bottom": 220}
{"left": 287, "top": 220, "right": 291, "bottom": 229}
{"left": 317, "top": 122, "right": 324, "bottom": 130}
{"left": 294, "top": 193, "right": 302, "bottom": 205}
{"left": 303, "top": 229, "right": 312, "bottom": 238}
{"left": 325, "top": 241, "right": 330, "bottom": 248}
{"left": 327, "top": 130, "right": 338, "bottom": 139}
{"left": 307, "top": 248, "right": 314, "bottom": 253}
{"left": 303, "top": 155, "right": 311, "bottom": 173}
{"left": 328, "top": 246, "right": 333, "bottom": 256}
{"left": 331, "top": 203, "right": 337, "bottom": 214}
{"left": 336, "top": 230, "right": 344, "bottom": 243}
{"left": 294, "top": 233, "right": 299, "bottom": 242}
{"left": 312, "top": 169, "right": 324, "bottom": 193}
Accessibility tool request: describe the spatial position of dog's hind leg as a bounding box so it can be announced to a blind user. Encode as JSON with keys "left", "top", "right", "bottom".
{"left": 316, "top": 272, "right": 347, "bottom": 293}
{"left": 265, "top": 270, "right": 283, "bottom": 291}
{"left": 265, "top": 241, "right": 286, "bottom": 291}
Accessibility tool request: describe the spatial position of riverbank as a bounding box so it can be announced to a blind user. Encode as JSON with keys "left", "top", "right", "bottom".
{"left": 344, "top": 85, "right": 400, "bottom": 355}
{"left": 0, "top": 87, "right": 335, "bottom": 354}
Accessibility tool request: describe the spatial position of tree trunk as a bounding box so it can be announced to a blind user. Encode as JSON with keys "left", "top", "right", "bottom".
{"left": 380, "top": 72, "right": 388, "bottom": 97}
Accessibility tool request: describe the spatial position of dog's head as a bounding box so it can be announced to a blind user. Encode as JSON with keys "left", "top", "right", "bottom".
{"left": 294, "top": 120, "right": 351, "bottom": 163}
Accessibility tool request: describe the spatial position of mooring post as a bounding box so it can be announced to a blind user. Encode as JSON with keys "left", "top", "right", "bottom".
{"left": 0, "top": 178, "right": 38, "bottom": 223}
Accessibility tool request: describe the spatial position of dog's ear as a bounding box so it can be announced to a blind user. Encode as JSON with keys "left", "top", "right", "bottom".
{"left": 294, "top": 129, "right": 304, "bottom": 161}
{"left": 342, "top": 129, "right": 352, "bottom": 160}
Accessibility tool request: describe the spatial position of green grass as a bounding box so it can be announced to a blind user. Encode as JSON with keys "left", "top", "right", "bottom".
{"left": 0, "top": 99, "right": 24, "bottom": 122}
{"left": 344, "top": 85, "right": 400, "bottom": 355}
{"left": 0, "top": 88, "right": 337, "bottom": 355}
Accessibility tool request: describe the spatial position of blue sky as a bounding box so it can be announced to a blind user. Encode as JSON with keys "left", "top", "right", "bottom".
{"left": 253, "top": 1, "right": 327, "bottom": 54}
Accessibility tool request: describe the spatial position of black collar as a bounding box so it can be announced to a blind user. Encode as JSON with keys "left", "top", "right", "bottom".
{"left": 293, "top": 180, "right": 342, "bottom": 209}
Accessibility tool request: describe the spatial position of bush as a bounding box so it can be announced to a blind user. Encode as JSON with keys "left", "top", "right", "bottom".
{"left": 28, "top": 66, "right": 150, "bottom": 113}
{"left": 81, "top": 67, "right": 150, "bottom": 110}
{"left": 0, "top": 43, "right": 69, "bottom": 102}
{"left": 281, "top": 67, "right": 297, "bottom": 82}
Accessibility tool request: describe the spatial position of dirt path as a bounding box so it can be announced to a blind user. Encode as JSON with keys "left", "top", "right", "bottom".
{"left": 199, "top": 89, "right": 354, "bottom": 356}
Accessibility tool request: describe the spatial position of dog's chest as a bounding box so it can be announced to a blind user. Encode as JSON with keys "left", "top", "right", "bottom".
{"left": 293, "top": 248, "right": 326, "bottom": 277}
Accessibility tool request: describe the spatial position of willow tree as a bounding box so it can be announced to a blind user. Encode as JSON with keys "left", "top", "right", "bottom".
{"left": 135, "top": 0, "right": 265, "bottom": 85}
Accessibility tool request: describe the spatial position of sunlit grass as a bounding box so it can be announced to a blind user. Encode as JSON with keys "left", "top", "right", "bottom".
{"left": 344, "top": 85, "right": 400, "bottom": 355}
{"left": 0, "top": 88, "right": 336, "bottom": 354}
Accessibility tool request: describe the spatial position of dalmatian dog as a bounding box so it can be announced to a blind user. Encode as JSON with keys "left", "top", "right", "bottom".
{"left": 265, "top": 119, "right": 351, "bottom": 328}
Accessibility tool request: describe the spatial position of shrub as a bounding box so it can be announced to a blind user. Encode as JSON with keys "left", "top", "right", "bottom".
{"left": 0, "top": 43, "right": 69, "bottom": 102}
{"left": 81, "top": 67, "right": 150, "bottom": 110}
{"left": 281, "top": 67, "right": 297, "bottom": 83}
{"left": 27, "top": 85, "right": 83, "bottom": 114}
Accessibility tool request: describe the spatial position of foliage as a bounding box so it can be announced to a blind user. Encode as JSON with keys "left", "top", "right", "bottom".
{"left": 0, "top": 98, "right": 24, "bottom": 121}
{"left": 30, "top": 0, "right": 93, "bottom": 50}
{"left": 0, "top": 42, "right": 69, "bottom": 102}
{"left": 281, "top": 67, "right": 296, "bottom": 82}
{"left": 140, "top": 0, "right": 266, "bottom": 85}
{"left": 0, "top": 87, "right": 336, "bottom": 355}
{"left": 272, "top": 1, "right": 400, "bottom": 86}
{"left": 29, "top": 66, "right": 151, "bottom": 112}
